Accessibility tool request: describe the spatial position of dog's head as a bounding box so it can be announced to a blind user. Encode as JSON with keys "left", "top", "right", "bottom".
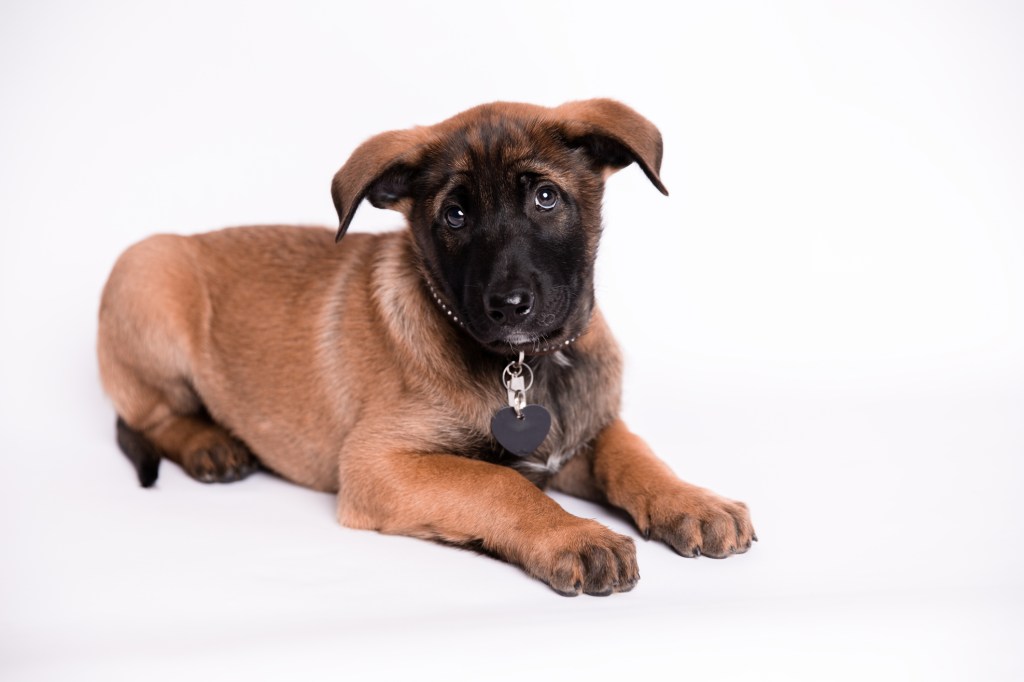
{"left": 331, "top": 99, "right": 667, "bottom": 355}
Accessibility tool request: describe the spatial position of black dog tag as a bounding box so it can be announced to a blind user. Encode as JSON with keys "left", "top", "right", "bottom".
{"left": 491, "top": 404, "right": 551, "bottom": 457}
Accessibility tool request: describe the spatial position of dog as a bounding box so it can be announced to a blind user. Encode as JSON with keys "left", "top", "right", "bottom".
{"left": 97, "top": 99, "right": 755, "bottom": 596}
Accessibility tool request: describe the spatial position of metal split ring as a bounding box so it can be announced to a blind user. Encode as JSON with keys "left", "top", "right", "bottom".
{"left": 502, "top": 358, "right": 534, "bottom": 392}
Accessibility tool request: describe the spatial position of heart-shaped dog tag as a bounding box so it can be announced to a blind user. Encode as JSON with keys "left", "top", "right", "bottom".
{"left": 491, "top": 404, "right": 551, "bottom": 457}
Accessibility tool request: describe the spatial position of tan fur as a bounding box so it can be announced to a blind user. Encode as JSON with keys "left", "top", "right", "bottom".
{"left": 98, "top": 99, "right": 753, "bottom": 595}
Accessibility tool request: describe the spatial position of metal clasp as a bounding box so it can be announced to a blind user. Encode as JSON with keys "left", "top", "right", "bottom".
{"left": 502, "top": 351, "right": 532, "bottom": 419}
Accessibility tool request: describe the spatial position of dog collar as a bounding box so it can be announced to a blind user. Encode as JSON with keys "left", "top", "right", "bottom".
{"left": 426, "top": 280, "right": 467, "bottom": 329}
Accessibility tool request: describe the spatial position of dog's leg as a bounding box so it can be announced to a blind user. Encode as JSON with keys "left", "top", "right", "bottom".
{"left": 101, "top": 353, "right": 259, "bottom": 486}
{"left": 108, "top": 378, "right": 258, "bottom": 486}
{"left": 141, "top": 412, "right": 258, "bottom": 484}
{"left": 99, "top": 235, "right": 259, "bottom": 486}
{"left": 337, "top": 451, "right": 639, "bottom": 596}
{"left": 101, "top": 347, "right": 258, "bottom": 487}
{"left": 550, "top": 419, "right": 755, "bottom": 558}
{"left": 100, "top": 315, "right": 260, "bottom": 485}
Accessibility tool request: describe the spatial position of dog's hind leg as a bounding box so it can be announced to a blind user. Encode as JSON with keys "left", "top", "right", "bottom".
{"left": 115, "top": 409, "right": 258, "bottom": 486}
{"left": 98, "top": 234, "right": 258, "bottom": 486}
{"left": 103, "top": 361, "right": 258, "bottom": 486}
{"left": 116, "top": 416, "right": 162, "bottom": 487}
{"left": 133, "top": 411, "right": 258, "bottom": 485}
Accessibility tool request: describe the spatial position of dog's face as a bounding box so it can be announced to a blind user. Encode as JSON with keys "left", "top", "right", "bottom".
{"left": 406, "top": 117, "right": 607, "bottom": 353}
{"left": 332, "top": 100, "right": 668, "bottom": 355}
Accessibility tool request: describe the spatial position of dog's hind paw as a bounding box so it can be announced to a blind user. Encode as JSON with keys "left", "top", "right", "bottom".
{"left": 182, "top": 432, "right": 259, "bottom": 484}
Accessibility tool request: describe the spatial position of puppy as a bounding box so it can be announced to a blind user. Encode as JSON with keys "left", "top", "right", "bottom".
{"left": 98, "top": 99, "right": 754, "bottom": 596}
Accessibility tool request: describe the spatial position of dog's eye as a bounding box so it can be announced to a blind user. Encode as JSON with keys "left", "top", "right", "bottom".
{"left": 535, "top": 187, "right": 558, "bottom": 211}
{"left": 444, "top": 206, "right": 466, "bottom": 229}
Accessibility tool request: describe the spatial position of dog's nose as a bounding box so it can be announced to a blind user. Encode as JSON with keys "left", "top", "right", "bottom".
{"left": 485, "top": 288, "right": 535, "bottom": 323}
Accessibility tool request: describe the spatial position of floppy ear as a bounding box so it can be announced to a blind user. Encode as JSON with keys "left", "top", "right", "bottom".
{"left": 330, "top": 128, "right": 431, "bottom": 243}
{"left": 551, "top": 98, "right": 668, "bottom": 195}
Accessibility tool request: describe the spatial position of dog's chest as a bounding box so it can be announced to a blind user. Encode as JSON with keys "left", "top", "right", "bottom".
{"left": 455, "top": 350, "right": 619, "bottom": 486}
{"left": 458, "top": 416, "right": 587, "bottom": 488}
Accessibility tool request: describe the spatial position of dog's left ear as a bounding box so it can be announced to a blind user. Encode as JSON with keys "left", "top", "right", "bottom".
{"left": 552, "top": 99, "right": 669, "bottom": 195}
{"left": 331, "top": 128, "right": 432, "bottom": 243}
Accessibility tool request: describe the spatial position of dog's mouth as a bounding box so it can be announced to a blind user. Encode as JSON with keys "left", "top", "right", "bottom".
{"left": 469, "top": 309, "right": 591, "bottom": 355}
{"left": 424, "top": 276, "right": 587, "bottom": 356}
{"left": 493, "top": 327, "right": 581, "bottom": 355}
{"left": 503, "top": 332, "right": 538, "bottom": 346}
{"left": 475, "top": 322, "right": 584, "bottom": 357}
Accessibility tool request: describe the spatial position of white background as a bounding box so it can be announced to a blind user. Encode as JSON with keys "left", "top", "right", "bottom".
{"left": 2, "top": 1, "right": 1022, "bottom": 679}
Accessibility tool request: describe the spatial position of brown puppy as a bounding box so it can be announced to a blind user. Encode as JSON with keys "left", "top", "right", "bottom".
{"left": 98, "top": 99, "right": 754, "bottom": 596}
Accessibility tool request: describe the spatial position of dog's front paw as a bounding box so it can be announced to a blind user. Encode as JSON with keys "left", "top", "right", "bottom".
{"left": 526, "top": 520, "right": 639, "bottom": 597}
{"left": 643, "top": 486, "right": 755, "bottom": 559}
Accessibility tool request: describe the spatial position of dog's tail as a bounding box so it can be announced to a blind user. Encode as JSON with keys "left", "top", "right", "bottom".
{"left": 116, "top": 416, "right": 161, "bottom": 488}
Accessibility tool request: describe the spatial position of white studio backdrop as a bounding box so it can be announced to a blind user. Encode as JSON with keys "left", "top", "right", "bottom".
{"left": 1, "top": 1, "right": 1022, "bottom": 680}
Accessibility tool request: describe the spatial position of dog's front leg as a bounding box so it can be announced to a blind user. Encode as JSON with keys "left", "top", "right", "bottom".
{"left": 551, "top": 419, "right": 755, "bottom": 559}
{"left": 337, "top": 450, "right": 638, "bottom": 595}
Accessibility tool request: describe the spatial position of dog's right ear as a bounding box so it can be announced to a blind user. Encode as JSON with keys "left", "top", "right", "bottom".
{"left": 331, "top": 129, "right": 430, "bottom": 243}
